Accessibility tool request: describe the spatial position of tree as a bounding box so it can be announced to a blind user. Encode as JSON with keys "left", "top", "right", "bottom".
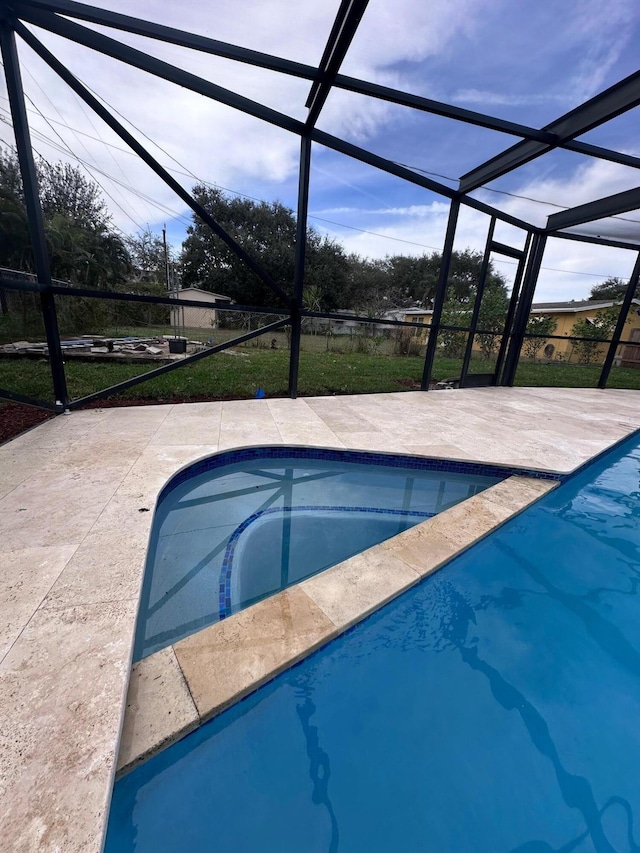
{"left": 436, "top": 253, "right": 509, "bottom": 359}
{"left": 303, "top": 232, "right": 350, "bottom": 311}
{"left": 127, "top": 227, "right": 168, "bottom": 285}
{"left": 40, "top": 161, "right": 109, "bottom": 231}
{"left": 439, "top": 298, "right": 471, "bottom": 358}
{"left": 523, "top": 315, "right": 558, "bottom": 361}
{"left": 180, "top": 186, "right": 296, "bottom": 306}
{"left": 589, "top": 276, "right": 633, "bottom": 302}
{"left": 0, "top": 146, "right": 130, "bottom": 289}
{"left": 570, "top": 307, "right": 618, "bottom": 364}
{"left": 181, "top": 186, "right": 355, "bottom": 312}
{"left": 476, "top": 286, "right": 510, "bottom": 359}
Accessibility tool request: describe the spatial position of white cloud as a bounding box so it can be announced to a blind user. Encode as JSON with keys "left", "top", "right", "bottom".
{"left": 453, "top": 90, "right": 570, "bottom": 108}
{"left": 0, "top": 0, "right": 637, "bottom": 307}
{"left": 2, "top": 0, "right": 492, "bottom": 235}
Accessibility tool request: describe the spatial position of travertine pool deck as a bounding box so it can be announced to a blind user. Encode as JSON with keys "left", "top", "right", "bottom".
{"left": 1, "top": 387, "right": 639, "bottom": 851}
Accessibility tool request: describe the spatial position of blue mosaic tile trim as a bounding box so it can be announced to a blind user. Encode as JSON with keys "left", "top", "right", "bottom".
{"left": 218, "top": 505, "right": 435, "bottom": 620}
{"left": 158, "top": 445, "right": 562, "bottom": 505}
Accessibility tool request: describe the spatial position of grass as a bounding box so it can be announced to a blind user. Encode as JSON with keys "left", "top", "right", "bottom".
{"left": 1, "top": 343, "right": 640, "bottom": 407}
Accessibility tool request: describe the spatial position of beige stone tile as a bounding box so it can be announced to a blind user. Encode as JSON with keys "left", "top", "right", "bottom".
{"left": 332, "top": 431, "right": 408, "bottom": 452}
{"left": 148, "top": 402, "right": 223, "bottom": 446}
{"left": 380, "top": 525, "right": 460, "bottom": 578}
{"left": 300, "top": 547, "right": 420, "bottom": 631}
{"left": 267, "top": 399, "right": 344, "bottom": 446}
{"left": 116, "top": 445, "right": 218, "bottom": 500}
{"left": 41, "top": 529, "right": 149, "bottom": 610}
{"left": 116, "top": 646, "right": 198, "bottom": 776}
{"left": 0, "top": 600, "right": 136, "bottom": 853}
{"left": 0, "top": 478, "right": 17, "bottom": 501}
{"left": 0, "top": 470, "right": 119, "bottom": 550}
{"left": 0, "top": 545, "right": 77, "bottom": 662}
{"left": 402, "top": 443, "right": 474, "bottom": 460}
{"left": 423, "top": 491, "right": 515, "bottom": 551}
{"left": 217, "top": 432, "right": 282, "bottom": 451}
{"left": 275, "top": 429, "right": 344, "bottom": 448}
{"left": 0, "top": 389, "right": 639, "bottom": 852}
{"left": 481, "top": 475, "right": 559, "bottom": 513}
{"left": 87, "top": 405, "right": 173, "bottom": 440}
{"left": 39, "top": 435, "right": 149, "bottom": 474}
{"left": 174, "top": 586, "right": 337, "bottom": 722}
{"left": 90, "top": 493, "right": 157, "bottom": 536}
{"left": 4, "top": 414, "right": 94, "bottom": 449}
{"left": 0, "top": 444, "right": 62, "bottom": 489}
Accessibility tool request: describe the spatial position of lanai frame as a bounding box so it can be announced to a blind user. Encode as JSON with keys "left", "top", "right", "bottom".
{"left": 1, "top": 0, "right": 639, "bottom": 412}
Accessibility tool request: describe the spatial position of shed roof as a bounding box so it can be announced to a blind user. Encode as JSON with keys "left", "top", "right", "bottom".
{"left": 172, "top": 288, "right": 232, "bottom": 302}
{"left": 531, "top": 299, "right": 640, "bottom": 314}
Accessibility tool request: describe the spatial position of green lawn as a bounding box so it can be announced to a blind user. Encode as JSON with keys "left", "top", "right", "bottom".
{"left": 1, "top": 345, "right": 639, "bottom": 407}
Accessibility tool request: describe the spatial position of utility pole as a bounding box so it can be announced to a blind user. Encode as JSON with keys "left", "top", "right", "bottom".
{"left": 162, "top": 224, "right": 170, "bottom": 291}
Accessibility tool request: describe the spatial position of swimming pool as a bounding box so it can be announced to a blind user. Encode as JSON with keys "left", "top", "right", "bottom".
{"left": 108, "top": 432, "right": 640, "bottom": 852}
{"left": 134, "top": 448, "right": 508, "bottom": 660}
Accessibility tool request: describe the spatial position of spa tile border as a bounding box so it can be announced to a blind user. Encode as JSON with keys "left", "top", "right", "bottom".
{"left": 117, "top": 473, "right": 558, "bottom": 776}
{"left": 218, "top": 505, "right": 435, "bottom": 620}
{"left": 158, "top": 444, "right": 563, "bottom": 505}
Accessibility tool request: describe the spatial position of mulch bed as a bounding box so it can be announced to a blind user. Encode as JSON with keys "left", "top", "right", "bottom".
{"left": 0, "top": 403, "right": 55, "bottom": 445}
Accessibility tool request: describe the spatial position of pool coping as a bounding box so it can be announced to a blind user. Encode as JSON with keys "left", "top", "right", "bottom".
{"left": 116, "top": 472, "right": 559, "bottom": 776}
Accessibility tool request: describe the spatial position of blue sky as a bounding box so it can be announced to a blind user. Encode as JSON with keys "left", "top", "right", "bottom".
{"left": 1, "top": 0, "right": 640, "bottom": 300}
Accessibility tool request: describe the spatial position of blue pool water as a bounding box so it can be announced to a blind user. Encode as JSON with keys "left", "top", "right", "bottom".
{"left": 109, "top": 433, "right": 640, "bottom": 852}
{"left": 134, "top": 449, "right": 503, "bottom": 659}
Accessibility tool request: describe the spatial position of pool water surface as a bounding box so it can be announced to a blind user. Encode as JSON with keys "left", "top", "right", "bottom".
{"left": 109, "top": 433, "right": 640, "bottom": 852}
{"left": 134, "top": 449, "right": 503, "bottom": 659}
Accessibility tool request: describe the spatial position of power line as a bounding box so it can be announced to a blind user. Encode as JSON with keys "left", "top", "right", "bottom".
{"left": 21, "top": 66, "right": 147, "bottom": 232}
{"left": 400, "top": 161, "right": 640, "bottom": 225}
{"left": 1, "top": 116, "right": 626, "bottom": 281}
{"left": 0, "top": 88, "right": 632, "bottom": 283}
{"left": 0, "top": 110, "right": 193, "bottom": 228}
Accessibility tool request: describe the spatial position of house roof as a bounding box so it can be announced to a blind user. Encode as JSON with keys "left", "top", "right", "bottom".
{"left": 531, "top": 298, "right": 640, "bottom": 314}
{"left": 172, "top": 288, "right": 232, "bottom": 301}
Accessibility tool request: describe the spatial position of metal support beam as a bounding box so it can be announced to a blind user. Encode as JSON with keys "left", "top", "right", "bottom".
{"left": 305, "top": 0, "right": 369, "bottom": 129}
{"left": 460, "top": 69, "right": 640, "bottom": 193}
{"left": 489, "top": 240, "right": 524, "bottom": 260}
{"left": 17, "top": 23, "right": 292, "bottom": 306}
{"left": 493, "top": 232, "right": 531, "bottom": 384}
{"left": 67, "top": 317, "right": 289, "bottom": 409}
{"left": 501, "top": 233, "right": 547, "bottom": 386}
{"left": 0, "top": 386, "right": 59, "bottom": 410}
{"left": 461, "top": 193, "right": 536, "bottom": 232}
{"left": 550, "top": 230, "right": 640, "bottom": 252}
{"left": 16, "top": 7, "right": 305, "bottom": 136}
{"left": 0, "top": 16, "right": 68, "bottom": 408}
{"left": 311, "top": 128, "right": 455, "bottom": 198}
{"left": 566, "top": 139, "right": 640, "bottom": 172}
{"left": 335, "top": 74, "right": 555, "bottom": 142}
{"left": 460, "top": 217, "right": 496, "bottom": 387}
{"left": 334, "top": 78, "right": 640, "bottom": 172}
{"left": 546, "top": 185, "right": 640, "bottom": 232}
{"left": 17, "top": 1, "right": 640, "bottom": 175}
{"left": 288, "top": 135, "right": 312, "bottom": 398}
{"left": 14, "top": 0, "right": 319, "bottom": 80}
{"left": 598, "top": 252, "right": 640, "bottom": 389}
{"left": 421, "top": 198, "right": 460, "bottom": 390}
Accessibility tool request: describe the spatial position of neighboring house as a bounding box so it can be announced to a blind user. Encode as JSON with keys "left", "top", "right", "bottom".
{"left": 314, "top": 308, "right": 414, "bottom": 335}
{"left": 401, "top": 300, "right": 640, "bottom": 363}
{"left": 529, "top": 299, "right": 640, "bottom": 361}
{"left": 402, "top": 308, "right": 433, "bottom": 343}
{"left": 170, "top": 287, "right": 232, "bottom": 331}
